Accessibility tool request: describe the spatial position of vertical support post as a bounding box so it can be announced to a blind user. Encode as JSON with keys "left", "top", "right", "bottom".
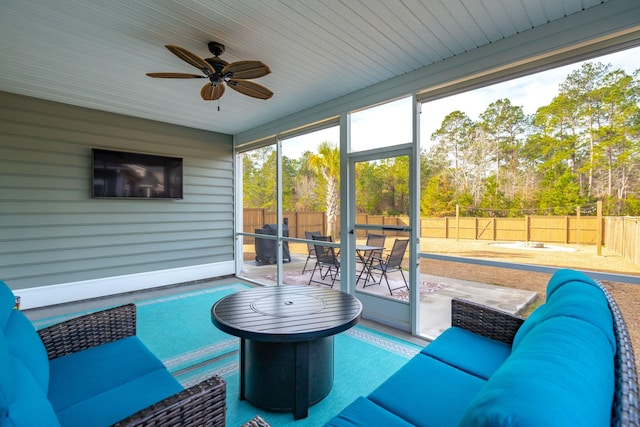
{"left": 576, "top": 206, "right": 581, "bottom": 245}
{"left": 445, "top": 217, "right": 449, "bottom": 239}
{"left": 474, "top": 217, "right": 478, "bottom": 240}
{"left": 493, "top": 217, "right": 497, "bottom": 241}
{"left": 596, "top": 200, "right": 603, "bottom": 256}
{"left": 456, "top": 204, "right": 460, "bottom": 242}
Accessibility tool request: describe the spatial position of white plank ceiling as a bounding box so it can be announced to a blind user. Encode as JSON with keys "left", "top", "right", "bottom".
{"left": 0, "top": 0, "right": 616, "bottom": 135}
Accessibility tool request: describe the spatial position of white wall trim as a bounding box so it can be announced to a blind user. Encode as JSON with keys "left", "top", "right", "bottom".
{"left": 16, "top": 262, "right": 235, "bottom": 309}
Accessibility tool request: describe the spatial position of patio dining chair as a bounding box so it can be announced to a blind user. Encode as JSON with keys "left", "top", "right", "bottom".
{"left": 356, "top": 233, "right": 386, "bottom": 286}
{"left": 308, "top": 235, "right": 340, "bottom": 288}
{"left": 368, "top": 238, "right": 409, "bottom": 295}
{"left": 302, "top": 230, "right": 321, "bottom": 273}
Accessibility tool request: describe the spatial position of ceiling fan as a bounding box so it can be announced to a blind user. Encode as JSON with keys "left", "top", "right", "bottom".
{"left": 146, "top": 41, "right": 273, "bottom": 102}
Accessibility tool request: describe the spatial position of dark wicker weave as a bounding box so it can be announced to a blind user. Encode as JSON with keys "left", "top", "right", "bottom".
{"left": 37, "top": 304, "right": 227, "bottom": 427}
{"left": 451, "top": 298, "right": 524, "bottom": 344}
{"left": 111, "top": 376, "right": 226, "bottom": 427}
{"left": 38, "top": 304, "right": 137, "bottom": 360}
{"left": 596, "top": 280, "right": 640, "bottom": 427}
{"left": 451, "top": 285, "right": 640, "bottom": 427}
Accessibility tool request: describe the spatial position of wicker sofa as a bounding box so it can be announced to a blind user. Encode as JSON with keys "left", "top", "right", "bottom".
{"left": 327, "top": 269, "right": 639, "bottom": 427}
{"left": 0, "top": 280, "right": 226, "bottom": 427}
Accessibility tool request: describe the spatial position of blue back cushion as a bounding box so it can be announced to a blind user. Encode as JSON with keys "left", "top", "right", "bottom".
{"left": 546, "top": 268, "right": 600, "bottom": 299}
{"left": 0, "top": 280, "right": 17, "bottom": 330}
{"left": 512, "top": 269, "right": 614, "bottom": 352}
{"left": 0, "top": 280, "right": 59, "bottom": 426}
{"left": 511, "top": 302, "right": 546, "bottom": 350}
{"left": 544, "top": 281, "right": 615, "bottom": 352}
{"left": 0, "top": 331, "right": 14, "bottom": 420}
{"left": 459, "top": 316, "right": 615, "bottom": 427}
{"left": 4, "top": 311, "right": 50, "bottom": 392}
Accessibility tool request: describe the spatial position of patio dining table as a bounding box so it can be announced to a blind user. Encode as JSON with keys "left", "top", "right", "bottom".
{"left": 356, "top": 244, "right": 384, "bottom": 284}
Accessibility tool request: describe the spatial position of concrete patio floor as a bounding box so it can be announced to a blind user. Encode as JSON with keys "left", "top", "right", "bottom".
{"left": 239, "top": 253, "right": 538, "bottom": 340}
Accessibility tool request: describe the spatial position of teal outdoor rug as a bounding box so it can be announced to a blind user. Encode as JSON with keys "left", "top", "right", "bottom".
{"left": 33, "top": 283, "right": 422, "bottom": 426}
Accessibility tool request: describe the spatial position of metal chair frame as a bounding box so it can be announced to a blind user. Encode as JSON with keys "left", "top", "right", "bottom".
{"left": 357, "top": 233, "right": 386, "bottom": 286}
{"left": 302, "top": 230, "right": 321, "bottom": 274}
{"left": 308, "top": 235, "right": 340, "bottom": 288}
{"left": 368, "top": 238, "right": 410, "bottom": 295}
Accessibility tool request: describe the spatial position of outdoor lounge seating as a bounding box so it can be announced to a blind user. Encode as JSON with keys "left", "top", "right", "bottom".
{"left": 326, "top": 269, "right": 640, "bottom": 427}
{"left": 0, "top": 280, "right": 226, "bottom": 427}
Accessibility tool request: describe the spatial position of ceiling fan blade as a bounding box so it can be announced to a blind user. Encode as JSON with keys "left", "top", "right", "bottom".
{"left": 227, "top": 79, "right": 273, "bottom": 100}
{"left": 165, "top": 45, "right": 215, "bottom": 74}
{"left": 222, "top": 61, "right": 271, "bottom": 79}
{"left": 201, "top": 83, "right": 225, "bottom": 101}
{"left": 146, "top": 72, "right": 205, "bottom": 78}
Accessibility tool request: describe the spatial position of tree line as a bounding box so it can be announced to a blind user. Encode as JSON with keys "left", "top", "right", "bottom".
{"left": 243, "top": 60, "right": 640, "bottom": 220}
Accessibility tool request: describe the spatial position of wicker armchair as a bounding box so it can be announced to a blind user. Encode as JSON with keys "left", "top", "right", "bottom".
{"left": 451, "top": 279, "right": 639, "bottom": 427}
{"left": 37, "top": 304, "right": 227, "bottom": 427}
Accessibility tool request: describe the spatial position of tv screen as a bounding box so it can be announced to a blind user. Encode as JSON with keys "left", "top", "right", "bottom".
{"left": 92, "top": 148, "right": 183, "bottom": 199}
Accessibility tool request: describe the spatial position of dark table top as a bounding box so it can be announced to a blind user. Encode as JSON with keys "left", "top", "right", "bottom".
{"left": 211, "top": 285, "right": 362, "bottom": 342}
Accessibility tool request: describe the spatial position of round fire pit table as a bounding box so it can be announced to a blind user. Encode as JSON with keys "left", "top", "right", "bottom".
{"left": 211, "top": 285, "right": 362, "bottom": 419}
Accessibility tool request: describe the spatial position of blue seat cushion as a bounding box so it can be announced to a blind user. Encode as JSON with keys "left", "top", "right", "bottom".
{"left": 48, "top": 336, "right": 183, "bottom": 427}
{"left": 325, "top": 396, "right": 415, "bottom": 427}
{"left": 368, "top": 353, "right": 486, "bottom": 427}
{"left": 421, "top": 327, "right": 511, "bottom": 379}
{"left": 459, "top": 316, "right": 614, "bottom": 427}
{"left": 54, "top": 369, "right": 183, "bottom": 427}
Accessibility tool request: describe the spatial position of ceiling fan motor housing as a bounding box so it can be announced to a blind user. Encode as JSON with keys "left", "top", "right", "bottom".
{"left": 207, "top": 41, "right": 225, "bottom": 56}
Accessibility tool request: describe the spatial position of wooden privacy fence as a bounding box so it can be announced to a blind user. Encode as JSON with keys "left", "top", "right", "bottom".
{"left": 244, "top": 208, "right": 600, "bottom": 244}
{"left": 243, "top": 208, "right": 639, "bottom": 266}
{"left": 420, "top": 216, "right": 601, "bottom": 244}
{"left": 242, "top": 209, "right": 408, "bottom": 242}
{"left": 605, "top": 217, "right": 640, "bottom": 266}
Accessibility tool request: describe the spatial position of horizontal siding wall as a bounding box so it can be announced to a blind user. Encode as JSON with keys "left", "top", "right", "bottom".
{"left": 0, "top": 91, "right": 234, "bottom": 290}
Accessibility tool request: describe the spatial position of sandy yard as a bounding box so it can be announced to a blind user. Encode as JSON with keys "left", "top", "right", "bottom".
{"left": 419, "top": 238, "right": 640, "bottom": 374}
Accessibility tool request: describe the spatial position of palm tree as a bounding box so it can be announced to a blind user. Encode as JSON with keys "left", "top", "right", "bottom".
{"left": 308, "top": 141, "right": 340, "bottom": 237}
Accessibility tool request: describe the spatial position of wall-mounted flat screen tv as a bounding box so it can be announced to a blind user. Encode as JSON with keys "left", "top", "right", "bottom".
{"left": 92, "top": 148, "right": 183, "bottom": 199}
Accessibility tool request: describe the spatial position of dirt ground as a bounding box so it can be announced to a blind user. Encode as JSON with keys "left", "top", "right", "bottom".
{"left": 419, "top": 238, "right": 640, "bottom": 374}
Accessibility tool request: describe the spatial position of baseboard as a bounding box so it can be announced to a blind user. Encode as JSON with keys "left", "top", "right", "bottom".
{"left": 16, "top": 261, "right": 235, "bottom": 309}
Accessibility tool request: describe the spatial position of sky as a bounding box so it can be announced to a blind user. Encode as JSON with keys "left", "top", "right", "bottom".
{"left": 420, "top": 45, "right": 640, "bottom": 142}
{"left": 281, "top": 45, "right": 639, "bottom": 159}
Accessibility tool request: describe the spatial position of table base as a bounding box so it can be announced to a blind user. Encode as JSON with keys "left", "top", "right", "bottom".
{"left": 241, "top": 336, "right": 334, "bottom": 419}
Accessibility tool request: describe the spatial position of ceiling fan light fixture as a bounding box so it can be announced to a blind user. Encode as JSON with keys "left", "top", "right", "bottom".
{"left": 147, "top": 41, "right": 272, "bottom": 103}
